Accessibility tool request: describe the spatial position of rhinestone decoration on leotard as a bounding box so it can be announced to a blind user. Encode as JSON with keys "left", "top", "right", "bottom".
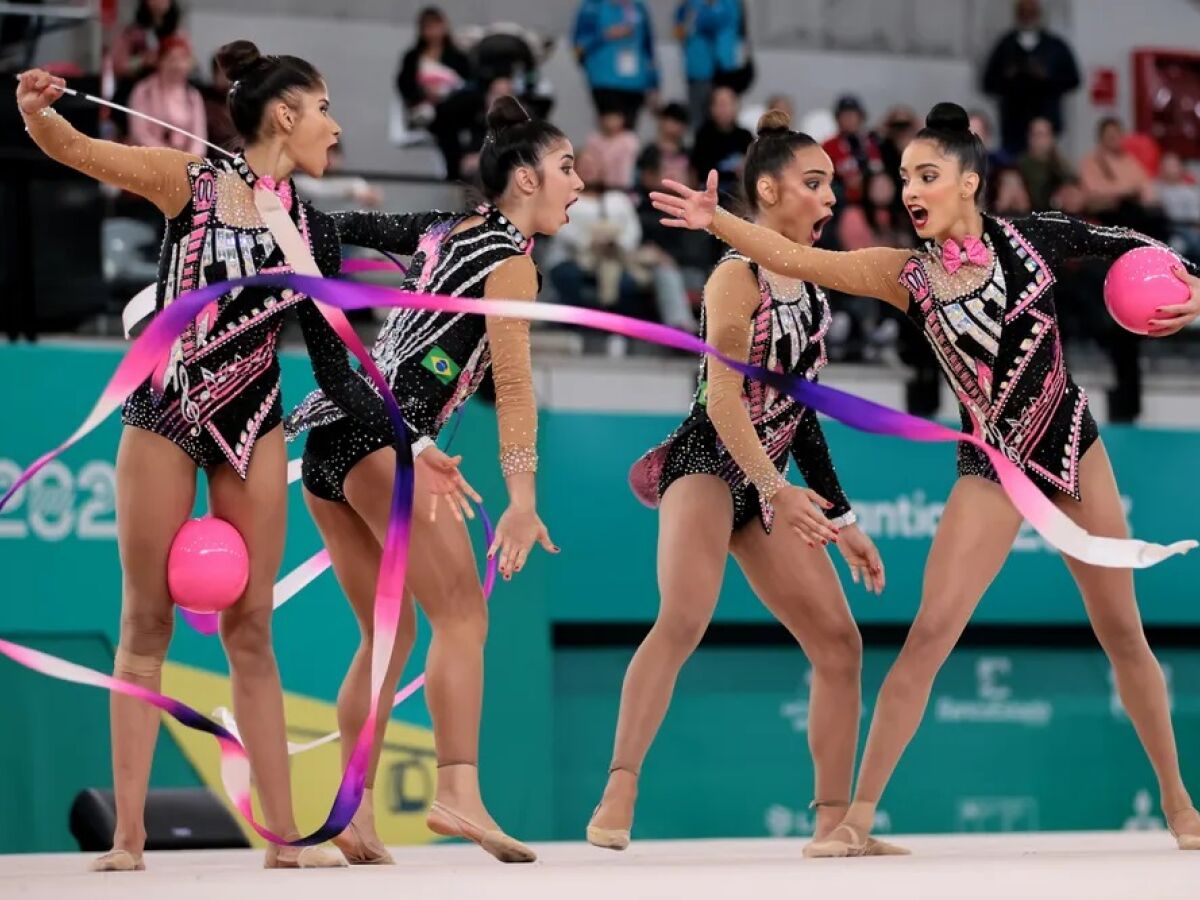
{"left": 631, "top": 251, "right": 856, "bottom": 533}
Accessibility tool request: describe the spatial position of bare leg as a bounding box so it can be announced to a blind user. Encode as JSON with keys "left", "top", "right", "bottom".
{"left": 344, "top": 447, "right": 533, "bottom": 862}
{"left": 93, "top": 427, "right": 197, "bottom": 872}
{"left": 810, "top": 476, "right": 1022, "bottom": 855}
{"left": 304, "top": 487, "right": 417, "bottom": 863}
{"left": 730, "top": 521, "right": 862, "bottom": 841}
{"left": 1057, "top": 441, "right": 1200, "bottom": 845}
{"left": 588, "top": 475, "right": 733, "bottom": 844}
{"left": 210, "top": 426, "right": 343, "bottom": 868}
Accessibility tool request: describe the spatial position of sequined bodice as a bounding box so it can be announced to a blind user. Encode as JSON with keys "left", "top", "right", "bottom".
{"left": 899, "top": 215, "right": 1086, "bottom": 494}
{"left": 125, "top": 157, "right": 356, "bottom": 476}
{"left": 286, "top": 206, "right": 528, "bottom": 442}
{"left": 692, "top": 252, "right": 831, "bottom": 428}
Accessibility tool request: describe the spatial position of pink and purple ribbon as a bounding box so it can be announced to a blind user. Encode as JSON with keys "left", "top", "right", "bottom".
{"left": 0, "top": 273, "right": 418, "bottom": 847}
{"left": 0, "top": 269, "right": 1193, "bottom": 847}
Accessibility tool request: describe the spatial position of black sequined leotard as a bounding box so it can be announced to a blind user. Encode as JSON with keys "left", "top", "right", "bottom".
{"left": 20, "top": 105, "right": 388, "bottom": 476}
{"left": 899, "top": 213, "right": 1200, "bottom": 498}
{"left": 117, "top": 156, "right": 389, "bottom": 474}
{"left": 707, "top": 208, "right": 1200, "bottom": 501}
{"left": 630, "top": 252, "right": 855, "bottom": 532}
{"left": 288, "top": 205, "right": 537, "bottom": 502}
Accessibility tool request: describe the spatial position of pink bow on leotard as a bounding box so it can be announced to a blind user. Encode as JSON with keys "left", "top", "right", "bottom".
{"left": 941, "top": 235, "right": 990, "bottom": 274}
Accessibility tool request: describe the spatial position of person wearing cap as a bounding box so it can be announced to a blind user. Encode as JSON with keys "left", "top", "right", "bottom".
{"left": 820, "top": 94, "right": 884, "bottom": 209}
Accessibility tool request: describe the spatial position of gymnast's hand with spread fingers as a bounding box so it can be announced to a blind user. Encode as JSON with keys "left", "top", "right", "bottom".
{"left": 415, "top": 447, "right": 481, "bottom": 524}
{"left": 15, "top": 68, "right": 66, "bottom": 116}
{"left": 1148, "top": 266, "right": 1200, "bottom": 337}
{"left": 650, "top": 169, "right": 720, "bottom": 232}
{"left": 835, "top": 524, "right": 886, "bottom": 596}
{"left": 487, "top": 502, "right": 559, "bottom": 581}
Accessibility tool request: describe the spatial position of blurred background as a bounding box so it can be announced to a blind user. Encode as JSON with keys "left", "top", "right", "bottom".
{"left": 0, "top": 0, "right": 1198, "bottom": 856}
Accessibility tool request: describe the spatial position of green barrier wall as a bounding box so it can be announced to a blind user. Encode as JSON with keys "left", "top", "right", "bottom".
{"left": 553, "top": 645, "right": 1200, "bottom": 839}
{"left": 0, "top": 344, "right": 1196, "bottom": 851}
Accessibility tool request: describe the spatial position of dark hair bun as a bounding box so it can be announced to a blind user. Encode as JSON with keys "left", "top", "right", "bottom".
{"left": 756, "top": 108, "right": 792, "bottom": 137}
{"left": 925, "top": 101, "right": 971, "bottom": 134}
{"left": 215, "top": 40, "right": 264, "bottom": 82}
{"left": 486, "top": 96, "right": 531, "bottom": 135}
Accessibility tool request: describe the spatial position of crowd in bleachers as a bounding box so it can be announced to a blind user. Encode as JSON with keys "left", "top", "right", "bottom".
{"left": 21, "top": 0, "right": 1200, "bottom": 421}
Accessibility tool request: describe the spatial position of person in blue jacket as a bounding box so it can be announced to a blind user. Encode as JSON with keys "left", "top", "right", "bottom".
{"left": 573, "top": 0, "right": 660, "bottom": 129}
{"left": 674, "top": 0, "right": 742, "bottom": 127}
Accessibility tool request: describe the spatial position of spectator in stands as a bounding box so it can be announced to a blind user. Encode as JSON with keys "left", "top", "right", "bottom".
{"left": 982, "top": 0, "right": 1080, "bottom": 155}
{"left": 1046, "top": 174, "right": 1147, "bottom": 422}
{"left": 106, "top": 0, "right": 184, "bottom": 141}
{"left": 968, "top": 108, "right": 1014, "bottom": 171}
{"left": 674, "top": 0, "right": 745, "bottom": 126}
{"left": 638, "top": 102, "right": 692, "bottom": 187}
{"left": 572, "top": 0, "right": 660, "bottom": 129}
{"left": 878, "top": 104, "right": 918, "bottom": 215}
{"left": 710, "top": 0, "right": 755, "bottom": 99}
{"left": 764, "top": 93, "right": 794, "bottom": 123}
{"left": 396, "top": 6, "right": 476, "bottom": 181}
{"left": 585, "top": 109, "right": 640, "bottom": 189}
{"left": 459, "top": 75, "right": 515, "bottom": 179}
{"left": 127, "top": 34, "right": 206, "bottom": 156}
{"left": 1080, "top": 117, "right": 1164, "bottom": 236}
{"left": 690, "top": 86, "right": 753, "bottom": 199}
{"left": 1018, "top": 116, "right": 1072, "bottom": 210}
{"left": 1156, "top": 152, "right": 1200, "bottom": 262}
{"left": 453, "top": 22, "right": 557, "bottom": 123}
{"left": 200, "top": 51, "right": 237, "bottom": 153}
{"left": 546, "top": 147, "right": 650, "bottom": 355}
{"left": 837, "top": 171, "right": 914, "bottom": 252}
{"left": 989, "top": 167, "right": 1034, "bottom": 216}
{"left": 821, "top": 94, "right": 883, "bottom": 208}
{"left": 833, "top": 171, "right": 912, "bottom": 361}
{"left": 634, "top": 147, "right": 704, "bottom": 334}
{"left": 111, "top": 0, "right": 183, "bottom": 82}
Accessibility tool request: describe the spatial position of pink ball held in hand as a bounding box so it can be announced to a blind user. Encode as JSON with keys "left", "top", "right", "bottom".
{"left": 167, "top": 516, "right": 249, "bottom": 614}
{"left": 1103, "top": 246, "right": 1189, "bottom": 335}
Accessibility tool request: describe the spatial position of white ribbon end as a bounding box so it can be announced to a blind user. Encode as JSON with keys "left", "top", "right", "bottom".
{"left": 1135, "top": 539, "right": 1198, "bottom": 568}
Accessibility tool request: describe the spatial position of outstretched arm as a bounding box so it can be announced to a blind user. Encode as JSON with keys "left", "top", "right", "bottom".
{"left": 17, "top": 69, "right": 196, "bottom": 218}
{"left": 330, "top": 210, "right": 457, "bottom": 256}
{"left": 1020, "top": 211, "right": 1200, "bottom": 336}
{"left": 294, "top": 300, "right": 392, "bottom": 441}
{"left": 651, "top": 171, "right": 912, "bottom": 309}
{"left": 482, "top": 255, "right": 558, "bottom": 578}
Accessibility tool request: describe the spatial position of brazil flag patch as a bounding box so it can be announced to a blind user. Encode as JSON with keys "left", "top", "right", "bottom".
{"left": 696, "top": 380, "right": 709, "bottom": 406}
{"left": 421, "top": 346, "right": 460, "bottom": 384}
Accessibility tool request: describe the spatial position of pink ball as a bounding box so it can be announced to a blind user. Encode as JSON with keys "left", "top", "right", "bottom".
{"left": 167, "top": 516, "right": 249, "bottom": 614}
{"left": 1103, "top": 246, "right": 1189, "bottom": 335}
